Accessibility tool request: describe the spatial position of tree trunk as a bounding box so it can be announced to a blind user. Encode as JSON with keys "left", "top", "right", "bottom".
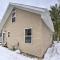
{"left": 57, "top": 35, "right": 59, "bottom": 43}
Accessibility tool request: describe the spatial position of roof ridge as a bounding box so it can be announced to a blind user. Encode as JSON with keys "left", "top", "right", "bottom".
{"left": 9, "top": 2, "right": 48, "bottom": 11}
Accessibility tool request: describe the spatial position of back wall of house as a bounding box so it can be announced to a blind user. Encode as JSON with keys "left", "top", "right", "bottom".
{"left": 2, "top": 8, "right": 53, "bottom": 58}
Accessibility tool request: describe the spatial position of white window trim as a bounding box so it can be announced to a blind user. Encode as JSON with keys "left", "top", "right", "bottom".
{"left": 11, "top": 9, "right": 16, "bottom": 23}
{"left": 2, "top": 31, "right": 6, "bottom": 45}
{"left": 12, "top": 9, "right": 16, "bottom": 17}
{"left": 24, "top": 27, "right": 32, "bottom": 43}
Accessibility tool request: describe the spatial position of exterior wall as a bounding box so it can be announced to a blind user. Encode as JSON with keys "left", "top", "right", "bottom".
{"left": 41, "top": 21, "right": 53, "bottom": 56}
{"left": 0, "top": 33, "right": 2, "bottom": 43}
{"left": 2, "top": 8, "right": 53, "bottom": 57}
{"left": 0, "top": 37, "right": 2, "bottom": 44}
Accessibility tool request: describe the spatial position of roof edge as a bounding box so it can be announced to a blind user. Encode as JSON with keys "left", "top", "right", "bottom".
{"left": 0, "top": 3, "right": 54, "bottom": 32}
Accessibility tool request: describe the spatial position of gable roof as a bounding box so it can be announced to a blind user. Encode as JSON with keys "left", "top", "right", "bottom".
{"left": 0, "top": 3, "right": 54, "bottom": 32}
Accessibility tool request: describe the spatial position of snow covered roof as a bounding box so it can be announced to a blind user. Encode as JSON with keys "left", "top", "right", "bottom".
{"left": 0, "top": 3, "right": 54, "bottom": 32}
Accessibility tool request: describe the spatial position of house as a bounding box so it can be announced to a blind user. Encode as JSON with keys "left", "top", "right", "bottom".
{"left": 0, "top": 3, "right": 54, "bottom": 58}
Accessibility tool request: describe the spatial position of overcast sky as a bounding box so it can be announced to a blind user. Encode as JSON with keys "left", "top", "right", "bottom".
{"left": 58, "top": 0, "right": 60, "bottom": 4}
{"left": 0, "top": 0, "right": 58, "bottom": 21}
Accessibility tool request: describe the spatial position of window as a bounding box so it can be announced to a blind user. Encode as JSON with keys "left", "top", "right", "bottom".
{"left": 8, "top": 32, "right": 10, "bottom": 37}
{"left": 12, "top": 8, "right": 16, "bottom": 23}
{"left": 12, "top": 12, "right": 15, "bottom": 17}
{"left": 0, "top": 33, "right": 2, "bottom": 37}
{"left": 12, "top": 17, "right": 15, "bottom": 22}
{"left": 25, "top": 28, "right": 32, "bottom": 43}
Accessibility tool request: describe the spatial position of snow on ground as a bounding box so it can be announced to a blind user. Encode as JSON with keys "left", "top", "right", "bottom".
{"left": 43, "top": 42, "right": 60, "bottom": 60}
{"left": 0, "top": 46, "right": 37, "bottom": 60}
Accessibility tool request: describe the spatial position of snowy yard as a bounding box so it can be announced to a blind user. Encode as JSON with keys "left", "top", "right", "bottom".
{"left": 1, "top": 42, "right": 60, "bottom": 60}
{"left": 43, "top": 42, "right": 60, "bottom": 60}
{"left": 0, "top": 46, "right": 37, "bottom": 60}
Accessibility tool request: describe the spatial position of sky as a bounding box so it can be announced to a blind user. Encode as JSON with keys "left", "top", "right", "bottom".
{"left": 58, "top": 0, "right": 60, "bottom": 4}
{"left": 0, "top": 0, "right": 58, "bottom": 21}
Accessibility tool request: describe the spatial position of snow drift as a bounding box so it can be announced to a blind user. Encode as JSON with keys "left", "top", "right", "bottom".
{"left": 0, "top": 46, "right": 37, "bottom": 60}
{"left": 43, "top": 43, "right": 60, "bottom": 60}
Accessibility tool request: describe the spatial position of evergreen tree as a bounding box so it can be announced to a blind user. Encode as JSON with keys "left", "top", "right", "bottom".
{"left": 50, "top": 4, "right": 60, "bottom": 42}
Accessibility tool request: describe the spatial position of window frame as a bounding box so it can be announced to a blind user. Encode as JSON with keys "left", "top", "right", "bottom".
{"left": 12, "top": 17, "right": 16, "bottom": 23}
{"left": 24, "top": 27, "right": 32, "bottom": 43}
{"left": 12, "top": 8, "right": 16, "bottom": 23}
